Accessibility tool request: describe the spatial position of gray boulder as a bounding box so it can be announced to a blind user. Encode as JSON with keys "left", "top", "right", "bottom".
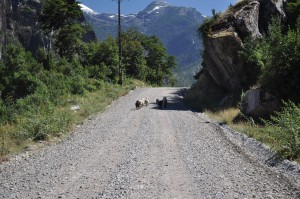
{"left": 241, "top": 88, "right": 280, "bottom": 117}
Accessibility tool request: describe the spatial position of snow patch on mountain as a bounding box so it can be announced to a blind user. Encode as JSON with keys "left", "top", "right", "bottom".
{"left": 79, "top": 4, "right": 98, "bottom": 15}
{"left": 148, "top": 5, "right": 167, "bottom": 14}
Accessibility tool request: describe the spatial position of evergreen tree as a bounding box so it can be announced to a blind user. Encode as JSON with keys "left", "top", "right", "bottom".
{"left": 0, "top": 41, "right": 41, "bottom": 100}
{"left": 143, "top": 35, "right": 176, "bottom": 85}
{"left": 39, "top": 0, "right": 84, "bottom": 60}
{"left": 121, "top": 30, "right": 147, "bottom": 81}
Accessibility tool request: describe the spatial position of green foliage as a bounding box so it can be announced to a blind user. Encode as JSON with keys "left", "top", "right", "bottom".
{"left": 285, "top": 0, "right": 300, "bottom": 29}
{"left": 80, "top": 38, "right": 119, "bottom": 82}
{"left": 0, "top": 41, "right": 41, "bottom": 101}
{"left": 17, "top": 103, "right": 73, "bottom": 141}
{"left": 36, "top": 71, "right": 69, "bottom": 104}
{"left": 0, "top": 129, "right": 9, "bottom": 157}
{"left": 265, "top": 101, "right": 300, "bottom": 160}
{"left": 0, "top": 96, "right": 17, "bottom": 124}
{"left": 240, "top": 18, "right": 300, "bottom": 101}
{"left": 9, "top": 83, "right": 71, "bottom": 141}
{"left": 39, "top": 0, "right": 82, "bottom": 33}
{"left": 54, "top": 23, "right": 84, "bottom": 60}
{"left": 258, "top": 18, "right": 300, "bottom": 101}
{"left": 238, "top": 38, "right": 261, "bottom": 89}
{"left": 39, "top": 0, "right": 84, "bottom": 59}
{"left": 199, "top": 9, "right": 221, "bottom": 35}
{"left": 142, "top": 35, "right": 177, "bottom": 85}
{"left": 122, "top": 38, "right": 147, "bottom": 80}
{"left": 68, "top": 74, "right": 88, "bottom": 95}
{"left": 199, "top": 17, "right": 215, "bottom": 35}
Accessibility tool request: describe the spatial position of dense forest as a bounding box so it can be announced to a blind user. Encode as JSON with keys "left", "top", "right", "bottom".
{"left": 0, "top": 0, "right": 176, "bottom": 154}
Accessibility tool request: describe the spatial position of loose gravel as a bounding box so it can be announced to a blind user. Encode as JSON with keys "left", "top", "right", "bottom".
{"left": 1, "top": 87, "right": 300, "bottom": 199}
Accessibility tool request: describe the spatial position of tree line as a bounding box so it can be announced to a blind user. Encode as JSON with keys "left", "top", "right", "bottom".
{"left": 0, "top": 0, "right": 176, "bottom": 123}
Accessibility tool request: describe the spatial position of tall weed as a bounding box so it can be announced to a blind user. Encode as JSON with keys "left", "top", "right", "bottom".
{"left": 16, "top": 90, "right": 73, "bottom": 141}
{"left": 17, "top": 106, "right": 73, "bottom": 141}
{"left": 0, "top": 126, "right": 9, "bottom": 157}
{"left": 265, "top": 101, "right": 300, "bottom": 160}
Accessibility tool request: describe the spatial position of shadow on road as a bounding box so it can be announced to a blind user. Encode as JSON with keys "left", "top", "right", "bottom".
{"left": 151, "top": 88, "right": 195, "bottom": 112}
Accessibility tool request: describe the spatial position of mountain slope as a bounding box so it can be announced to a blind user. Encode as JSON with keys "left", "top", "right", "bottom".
{"left": 81, "top": 1, "right": 205, "bottom": 86}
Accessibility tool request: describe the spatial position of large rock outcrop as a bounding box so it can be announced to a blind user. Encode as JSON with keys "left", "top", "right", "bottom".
{"left": 0, "top": 0, "right": 47, "bottom": 56}
{"left": 186, "top": 0, "right": 286, "bottom": 110}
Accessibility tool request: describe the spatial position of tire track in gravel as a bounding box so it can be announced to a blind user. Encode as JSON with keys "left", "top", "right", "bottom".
{"left": 1, "top": 87, "right": 300, "bottom": 199}
{"left": 54, "top": 109, "right": 145, "bottom": 198}
{"left": 171, "top": 110, "right": 300, "bottom": 198}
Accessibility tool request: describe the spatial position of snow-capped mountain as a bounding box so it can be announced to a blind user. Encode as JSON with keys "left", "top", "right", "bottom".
{"left": 143, "top": 1, "right": 169, "bottom": 14}
{"left": 81, "top": 1, "right": 205, "bottom": 86}
{"left": 79, "top": 4, "right": 98, "bottom": 15}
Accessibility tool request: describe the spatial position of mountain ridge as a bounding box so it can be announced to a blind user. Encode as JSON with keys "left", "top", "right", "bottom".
{"left": 81, "top": 1, "right": 205, "bottom": 86}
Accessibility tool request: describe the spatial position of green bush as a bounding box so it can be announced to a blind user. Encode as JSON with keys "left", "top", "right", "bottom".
{"left": 37, "top": 71, "right": 69, "bottom": 104}
{"left": 17, "top": 103, "right": 73, "bottom": 141}
{"left": 68, "top": 75, "right": 87, "bottom": 95}
{"left": 285, "top": 0, "right": 300, "bottom": 29}
{"left": 265, "top": 101, "right": 300, "bottom": 160}
{"left": 16, "top": 83, "right": 51, "bottom": 114}
{"left": 240, "top": 18, "right": 300, "bottom": 102}
{"left": 0, "top": 95, "right": 17, "bottom": 124}
{"left": 198, "top": 9, "right": 221, "bottom": 35}
{"left": 0, "top": 125, "right": 11, "bottom": 157}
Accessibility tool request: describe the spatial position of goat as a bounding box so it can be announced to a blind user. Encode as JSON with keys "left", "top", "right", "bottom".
{"left": 163, "top": 97, "right": 167, "bottom": 108}
{"left": 135, "top": 100, "right": 142, "bottom": 109}
{"left": 156, "top": 99, "right": 160, "bottom": 105}
{"left": 158, "top": 100, "right": 164, "bottom": 109}
{"left": 145, "top": 98, "right": 150, "bottom": 107}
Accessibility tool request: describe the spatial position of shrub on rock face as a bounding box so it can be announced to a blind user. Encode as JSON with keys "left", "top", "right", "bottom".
{"left": 257, "top": 18, "right": 300, "bottom": 102}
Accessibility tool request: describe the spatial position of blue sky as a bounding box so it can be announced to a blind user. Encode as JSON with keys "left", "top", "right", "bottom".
{"left": 78, "top": 0, "right": 237, "bottom": 16}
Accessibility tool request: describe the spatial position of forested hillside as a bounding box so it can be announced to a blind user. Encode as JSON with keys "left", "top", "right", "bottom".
{"left": 0, "top": 0, "right": 176, "bottom": 157}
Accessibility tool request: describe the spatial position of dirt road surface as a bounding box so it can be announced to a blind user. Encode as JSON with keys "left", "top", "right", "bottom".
{"left": 1, "top": 88, "right": 300, "bottom": 198}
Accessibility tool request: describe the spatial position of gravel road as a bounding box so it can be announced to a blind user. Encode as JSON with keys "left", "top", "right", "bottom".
{"left": 1, "top": 87, "right": 300, "bottom": 199}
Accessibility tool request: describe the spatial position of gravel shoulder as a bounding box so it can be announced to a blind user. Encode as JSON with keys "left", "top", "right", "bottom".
{"left": 1, "top": 87, "right": 300, "bottom": 198}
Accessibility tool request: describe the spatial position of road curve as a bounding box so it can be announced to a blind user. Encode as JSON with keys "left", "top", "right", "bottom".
{"left": 0, "top": 87, "right": 299, "bottom": 198}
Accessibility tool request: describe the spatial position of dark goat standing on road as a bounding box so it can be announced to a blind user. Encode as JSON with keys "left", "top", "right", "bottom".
{"left": 135, "top": 100, "right": 142, "bottom": 109}
{"left": 157, "top": 97, "right": 167, "bottom": 109}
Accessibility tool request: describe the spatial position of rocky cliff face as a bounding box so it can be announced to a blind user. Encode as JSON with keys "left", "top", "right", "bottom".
{"left": 0, "top": 0, "right": 96, "bottom": 59}
{"left": 185, "top": 0, "right": 286, "bottom": 109}
{"left": 0, "top": 0, "right": 46, "bottom": 54}
{"left": 12, "top": 0, "right": 45, "bottom": 53}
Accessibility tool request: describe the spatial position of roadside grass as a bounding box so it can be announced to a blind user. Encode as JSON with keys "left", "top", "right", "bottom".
{"left": 205, "top": 107, "right": 300, "bottom": 163}
{"left": 0, "top": 80, "right": 145, "bottom": 162}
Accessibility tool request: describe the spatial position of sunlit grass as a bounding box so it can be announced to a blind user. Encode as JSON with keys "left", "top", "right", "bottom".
{"left": 204, "top": 107, "right": 298, "bottom": 162}
{"left": 205, "top": 108, "right": 240, "bottom": 125}
{"left": 0, "top": 80, "right": 144, "bottom": 162}
{"left": 0, "top": 124, "right": 33, "bottom": 161}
